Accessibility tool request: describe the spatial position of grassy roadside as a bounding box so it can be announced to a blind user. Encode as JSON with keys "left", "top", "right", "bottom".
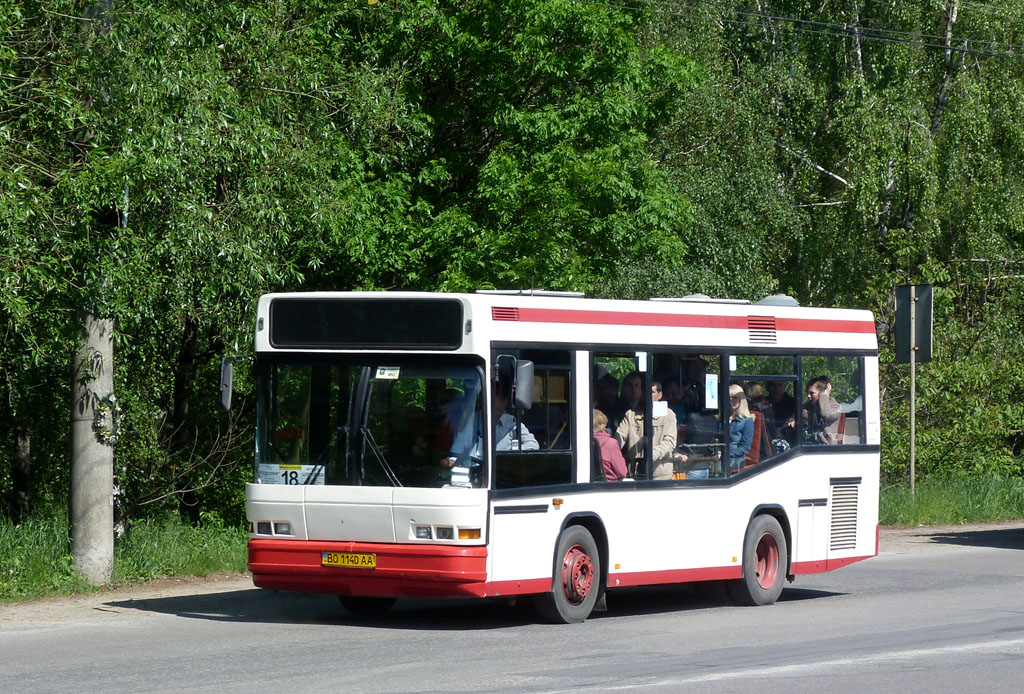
{"left": 879, "top": 477, "right": 1024, "bottom": 526}
{"left": 0, "top": 514, "right": 247, "bottom": 603}
{"left": 4, "top": 477, "right": 1024, "bottom": 603}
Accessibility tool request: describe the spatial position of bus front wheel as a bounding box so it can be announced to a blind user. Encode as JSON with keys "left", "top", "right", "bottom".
{"left": 535, "top": 525, "right": 601, "bottom": 624}
{"left": 729, "top": 514, "right": 787, "bottom": 606}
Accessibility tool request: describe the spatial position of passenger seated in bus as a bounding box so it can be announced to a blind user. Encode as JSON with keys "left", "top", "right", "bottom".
{"left": 767, "top": 380, "right": 797, "bottom": 442}
{"left": 815, "top": 376, "right": 844, "bottom": 443}
{"left": 747, "top": 383, "right": 777, "bottom": 440}
{"left": 593, "top": 409, "right": 628, "bottom": 481}
{"left": 671, "top": 385, "right": 713, "bottom": 480}
{"left": 728, "top": 383, "right": 754, "bottom": 471}
{"left": 789, "top": 377, "right": 841, "bottom": 444}
{"left": 663, "top": 378, "right": 687, "bottom": 422}
{"left": 747, "top": 382, "right": 765, "bottom": 407}
{"left": 614, "top": 378, "right": 678, "bottom": 480}
{"left": 681, "top": 384, "right": 717, "bottom": 457}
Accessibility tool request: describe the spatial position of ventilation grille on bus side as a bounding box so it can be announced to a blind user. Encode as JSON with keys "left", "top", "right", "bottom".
{"left": 747, "top": 316, "right": 777, "bottom": 344}
{"left": 829, "top": 484, "right": 859, "bottom": 551}
{"left": 492, "top": 307, "right": 520, "bottom": 321}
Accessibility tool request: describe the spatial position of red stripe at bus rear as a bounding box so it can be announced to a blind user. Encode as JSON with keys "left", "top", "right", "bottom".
{"left": 775, "top": 317, "right": 877, "bottom": 334}
{"left": 791, "top": 553, "right": 874, "bottom": 575}
{"left": 496, "top": 307, "right": 875, "bottom": 334}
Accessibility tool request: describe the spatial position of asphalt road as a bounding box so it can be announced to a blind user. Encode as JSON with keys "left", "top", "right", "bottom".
{"left": 3, "top": 522, "right": 1024, "bottom": 694}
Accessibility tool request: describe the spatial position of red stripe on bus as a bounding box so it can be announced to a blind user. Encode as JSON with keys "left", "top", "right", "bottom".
{"left": 608, "top": 565, "right": 743, "bottom": 587}
{"left": 482, "top": 578, "right": 552, "bottom": 596}
{"left": 792, "top": 553, "right": 873, "bottom": 575}
{"left": 775, "top": 317, "right": 877, "bottom": 334}
{"left": 502, "top": 307, "right": 875, "bottom": 334}
{"left": 248, "top": 540, "right": 876, "bottom": 598}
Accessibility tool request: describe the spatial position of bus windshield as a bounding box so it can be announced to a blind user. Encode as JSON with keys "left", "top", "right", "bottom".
{"left": 256, "top": 357, "right": 486, "bottom": 488}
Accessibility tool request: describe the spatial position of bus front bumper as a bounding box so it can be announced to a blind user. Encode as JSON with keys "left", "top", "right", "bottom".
{"left": 248, "top": 539, "right": 491, "bottom": 598}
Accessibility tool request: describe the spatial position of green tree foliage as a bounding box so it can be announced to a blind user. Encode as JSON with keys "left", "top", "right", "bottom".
{"left": 2, "top": 0, "right": 1023, "bottom": 524}
{"left": 1, "top": 0, "right": 698, "bottom": 522}
{"left": 642, "top": 0, "right": 1024, "bottom": 482}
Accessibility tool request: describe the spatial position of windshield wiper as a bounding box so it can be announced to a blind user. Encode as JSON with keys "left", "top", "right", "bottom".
{"left": 304, "top": 425, "right": 348, "bottom": 484}
{"left": 362, "top": 425, "right": 402, "bottom": 487}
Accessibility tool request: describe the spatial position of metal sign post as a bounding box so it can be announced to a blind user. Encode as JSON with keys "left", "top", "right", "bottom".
{"left": 909, "top": 286, "right": 916, "bottom": 495}
{"left": 895, "top": 283, "right": 933, "bottom": 495}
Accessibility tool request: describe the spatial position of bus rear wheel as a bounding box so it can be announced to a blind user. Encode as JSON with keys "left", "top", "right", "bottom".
{"left": 535, "top": 525, "right": 601, "bottom": 624}
{"left": 729, "top": 514, "right": 787, "bottom": 606}
{"left": 338, "top": 596, "right": 396, "bottom": 617}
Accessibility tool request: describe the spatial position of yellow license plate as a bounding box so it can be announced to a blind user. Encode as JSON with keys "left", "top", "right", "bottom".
{"left": 321, "top": 551, "right": 376, "bottom": 569}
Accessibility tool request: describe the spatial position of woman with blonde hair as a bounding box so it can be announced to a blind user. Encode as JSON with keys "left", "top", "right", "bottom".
{"left": 728, "top": 383, "right": 754, "bottom": 471}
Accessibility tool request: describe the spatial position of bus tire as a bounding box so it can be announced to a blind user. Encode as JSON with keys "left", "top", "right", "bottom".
{"left": 339, "top": 596, "right": 396, "bottom": 617}
{"left": 535, "top": 525, "right": 601, "bottom": 624}
{"left": 729, "top": 514, "right": 787, "bottom": 606}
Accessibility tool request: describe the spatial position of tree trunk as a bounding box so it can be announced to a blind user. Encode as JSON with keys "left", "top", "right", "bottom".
{"left": 11, "top": 427, "right": 31, "bottom": 523}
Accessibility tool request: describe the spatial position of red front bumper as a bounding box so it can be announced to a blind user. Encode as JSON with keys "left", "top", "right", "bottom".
{"left": 248, "top": 539, "right": 490, "bottom": 598}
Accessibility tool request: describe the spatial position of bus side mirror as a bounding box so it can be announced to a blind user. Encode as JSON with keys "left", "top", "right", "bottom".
{"left": 513, "top": 360, "right": 534, "bottom": 410}
{"left": 218, "top": 358, "right": 234, "bottom": 413}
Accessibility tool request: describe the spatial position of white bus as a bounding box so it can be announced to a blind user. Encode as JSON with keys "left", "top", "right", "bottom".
{"left": 223, "top": 290, "right": 879, "bottom": 622}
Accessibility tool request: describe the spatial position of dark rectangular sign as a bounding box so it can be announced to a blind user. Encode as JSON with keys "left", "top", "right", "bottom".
{"left": 269, "top": 297, "right": 464, "bottom": 350}
{"left": 894, "top": 284, "right": 933, "bottom": 363}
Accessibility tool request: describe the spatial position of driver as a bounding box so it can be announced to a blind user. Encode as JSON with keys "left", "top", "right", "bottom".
{"left": 493, "top": 382, "right": 539, "bottom": 451}
{"left": 440, "top": 382, "right": 537, "bottom": 468}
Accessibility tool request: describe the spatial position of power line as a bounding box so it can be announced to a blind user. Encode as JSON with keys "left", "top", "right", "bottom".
{"left": 653, "top": 0, "right": 1022, "bottom": 57}
{"left": 572, "top": 0, "right": 1024, "bottom": 60}
{"left": 957, "top": 1, "right": 1024, "bottom": 21}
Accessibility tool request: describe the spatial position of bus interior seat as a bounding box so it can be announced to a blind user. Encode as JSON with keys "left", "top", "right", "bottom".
{"left": 842, "top": 414, "right": 860, "bottom": 444}
{"left": 743, "top": 411, "right": 763, "bottom": 469}
{"left": 591, "top": 437, "right": 604, "bottom": 481}
{"left": 758, "top": 413, "right": 773, "bottom": 460}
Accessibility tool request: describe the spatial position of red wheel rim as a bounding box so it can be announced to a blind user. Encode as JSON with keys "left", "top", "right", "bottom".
{"left": 754, "top": 532, "right": 780, "bottom": 590}
{"left": 560, "top": 544, "right": 595, "bottom": 605}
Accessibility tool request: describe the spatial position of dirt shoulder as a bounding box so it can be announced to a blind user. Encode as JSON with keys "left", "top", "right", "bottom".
{"left": 0, "top": 573, "right": 256, "bottom": 627}
{"left": 879, "top": 519, "right": 1024, "bottom": 554}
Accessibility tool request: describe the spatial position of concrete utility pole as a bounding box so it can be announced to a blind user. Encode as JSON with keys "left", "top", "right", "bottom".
{"left": 69, "top": 1, "right": 121, "bottom": 584}
{"left": 70, "top": 313, "right": 115, "bottom": 583}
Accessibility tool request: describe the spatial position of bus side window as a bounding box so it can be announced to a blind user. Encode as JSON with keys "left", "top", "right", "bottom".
{"left": 494, "top": 351, "right": 574, "bottom": 489}
{"left": 799, "top": 355, "right": 865, "bottom": 445}
{"left": 651, "top": 352, "right": 723, "bottom": 480}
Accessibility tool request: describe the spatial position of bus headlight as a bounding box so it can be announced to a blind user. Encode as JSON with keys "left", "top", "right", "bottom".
{"left": 415, "top": 525, "right": 433, "bottom": 540}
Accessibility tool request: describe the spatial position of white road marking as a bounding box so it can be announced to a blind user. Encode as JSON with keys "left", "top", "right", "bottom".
{"left": 540, "top": 636, "right": 1024, "bottom": 692}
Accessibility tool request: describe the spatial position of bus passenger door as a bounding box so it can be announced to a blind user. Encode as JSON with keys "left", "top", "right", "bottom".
{"left": 490, "top": 348, "right": 575, "bottom": 587}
